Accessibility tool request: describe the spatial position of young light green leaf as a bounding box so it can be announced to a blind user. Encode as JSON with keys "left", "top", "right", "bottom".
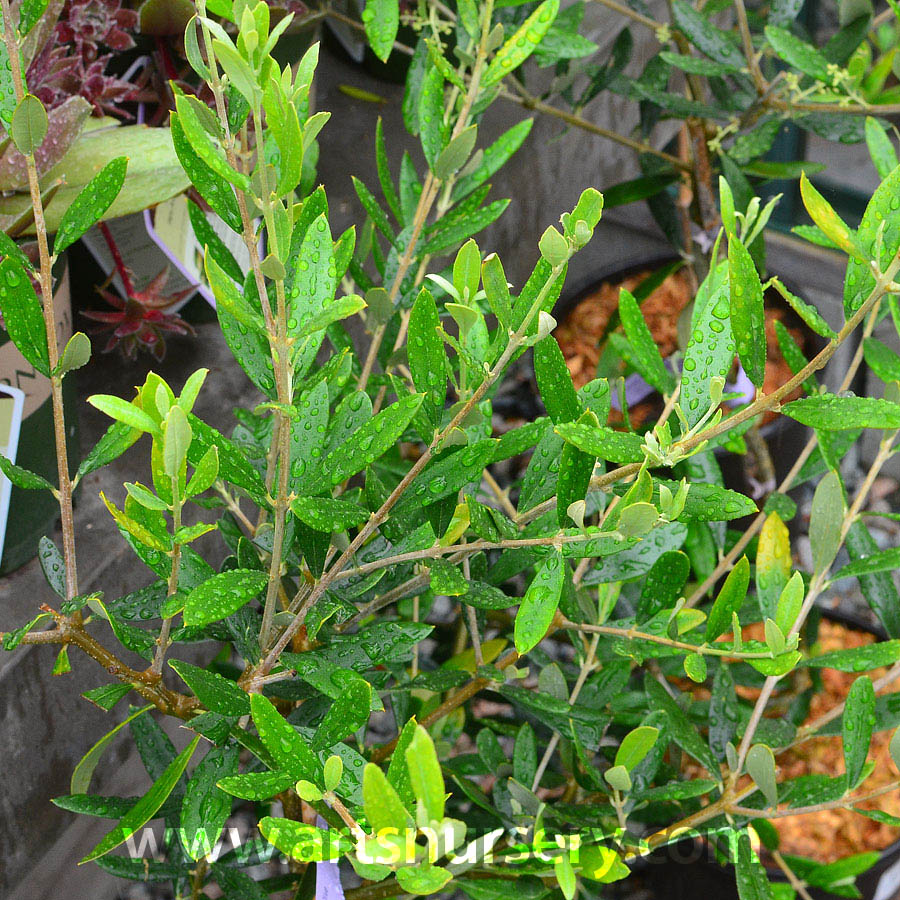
{"left": 88, "top": 395, "right": 159, "bottom": 435}
{"left": 775, "top": 571, "right": 804, "bottom": 635}
{"left": 55, "top": 332, "right": 91, "bottom": 376}
{"left": 799, "top": 173, "right": 862, "bottom": 260}
{"left": 514, "top": 551, "right": 565, "bottom": 654}
{"left": 405, "top": 725, "right": 445, "bottom": 823}
{"left": 363, "top": 762, "right": 412, "bottom": 834}
{"left": 259, "top": 817, "right": 353, "bottom": 861}
{"left": 746, "top": 744, "right": 778, "bottom": 807}
{"left": 615, "top": 726, "right": 659, "bottom": 771}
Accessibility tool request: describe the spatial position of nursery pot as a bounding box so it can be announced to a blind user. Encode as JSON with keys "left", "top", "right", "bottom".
{"left": 550, "top": 255, "right": 819, "bottom": 495}
{"left": 640, "top": 609, "right": 900, "bottom": 900}
{"left": 0, "top": 257, "right": 79, "bottom": 575}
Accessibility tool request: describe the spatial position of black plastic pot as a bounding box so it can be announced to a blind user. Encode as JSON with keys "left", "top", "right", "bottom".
{"left": 551, "top": 255, "right": 819, "bottom": 497}
{"left": 638, "top": 608, "right": 900, "bottom": 900}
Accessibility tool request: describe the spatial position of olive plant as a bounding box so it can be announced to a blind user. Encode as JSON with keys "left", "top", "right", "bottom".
{"left": 5, "top": 2, "right": 900, "bottom": 900}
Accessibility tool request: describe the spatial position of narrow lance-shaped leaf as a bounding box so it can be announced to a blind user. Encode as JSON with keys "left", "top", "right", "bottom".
{"left": 482, "top": 0, "right": 561, "bottom": 87}
{"left": 408, "top": 287, "right": 447, "bottom": 429}
{"left": 784, "top": 394, "right": 900, "bottom": 429}
{"left": 80, "top": 736, "right": 200, "bottom": 863}
{"left": 405, "top": 725, "right": 445, "bottom": 823}
{"left": 728, "top": 235, "right": 766, "bottom": 388}
{"left": 809, "top": 470, "right": 844, "bottom": 575}
{"left": 843, "top": 675, "right": 875, "bottom": 788}
{"left": 706, "top": 556, "right": 750, "bottom": 641}
{"left": 617, "top": 288, "right": 675, "bottom": 394}
{"left": 54, "top": 157, "right": 128, "bottom": 255}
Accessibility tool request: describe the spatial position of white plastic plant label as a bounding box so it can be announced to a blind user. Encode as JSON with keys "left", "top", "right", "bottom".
{"left": 0, "top": 383, "right": 25, "bottom": 567}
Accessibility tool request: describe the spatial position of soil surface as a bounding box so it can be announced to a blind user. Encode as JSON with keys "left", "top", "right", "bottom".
{"left": 554, "top": 268, "right": 811, "bottom": 426}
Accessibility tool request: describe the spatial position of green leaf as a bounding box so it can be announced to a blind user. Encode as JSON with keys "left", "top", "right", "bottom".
{"left": 756, "top": 512, "right": 792, "bottom": 620}
{"left": 0, "top": 256, "right": 50, "bottom": 375}
{"left": 250, "top": 693, "right": 320, "bottom": 782}
{"left": 418, "top": 63, "right": 445, "bottom": 172}
{"left": 171, "top": 114, "right": 242, "bottom": 232}
{"left": 205, "top": 253, "right": 264, "bottom": 333}
{"left": 182, "top": 569, "right": 267, "bottom": 627}
{"left": 534, "top": 336, "right": 580, "bottom": 424}
{"left": 19, "top": 0, "right": 50, "bottom": 34}
{"left": 735, "top": 832, "right": 775, "bottom": 900}
{"left": 775, "top": 571, "right": 804, "bottom": 635}
{"left": 71, "top": 706, "right": 154, "bottom": 794}
{"left": 863, "top": 337, "right": 900, "bottom": 383}
{"left": 180, "top": 743, "right": 239, "bottom": 860}
{"left": 452, "top": 119, "right": 533, "bottom": 204}
{"left": 805, "top": 640, "right": 900, "bottom": 671}
{"left": 38, "top": 535, "right": 66, "bottom": 597}
{"left": 844, "top": 164, "right": 900, "bottom": 316}
{"left": 80, "top": 736, "right": 199, "bottom": 863}
{"left": 169, "top": 660, "right": 249, "bottom": 716}
{"left": 766, "top": 23, "right": 835, "bottom": 82}
{"left": 603, "top": 173, "right": 679, "bottom": 209}
{"left": 408, "top": 287, "right": 447, "bottom": 429}
{"left": 483, "top": 0, "right": 561, "bottom": 87}
{"left": 187, "top": 416, "right": 267, "bottom": 504}
{"left": 671, "top": 0, "right": 745, "bottom": 66}
{"left": 618, "top": 288, "right": 675, "bottom": 394}
{"left": 363, "top": 0, "right": 400, "bottom": 62}
{"left": 11, "top": 94, "right": 48, "bottom": 155}
{"left": 88, "top": 394, "right": 159, "bottom": 434}
{"left": 363, "top": 762, "right": 412, "bottom": 833}
{"left": 645, "top": 674, "right": 718, "bottom": 773}
{"left": 323, "top": 393, "right": 424, "bottom": 486}
{"left": 514, "top": 551, "right": 565, "bottom": 654}
{"left": 312, "top": 679, "right": 372, "bottom": 751}
{"left": 865, "top": 116, "right": 898, "bottom": 179}
{"left": 636, "top": 551, "right": 690, "bottom": 622}
{"left": 706, "top": 556, "right": 750, "bottom": 641}
{"left": 555, "top": 422, "right": 644, "bottom": 464}
{"left": 173, "top": 93, "right": 248, "bottom": 191}
{"left": 746, "top": 744, "right": 778, "bottom": 806}
{"left": 396, "top": 866, "right": 453, "bottom": 895}
{"left": 0, "top": 453, "right": 54, "bottom": 491}
{"left": 53, "top": 157, "right": 127, "bottom": 255}
{"left": 430, "top": 559, "right": 468, "bottom": 596}
{"left": 77, "top": 422, "right": 140, "bottom": 480}
{"left": 217, "top": 770, "right": 295, "bottom": 800}
{"left": 434, "top": 124, "right": 478, "bottom": 180}
{"left": 845, "top": 520, "right": 900, "bottom": 638}
{"left": 52, "top": 794, "right": 135, "bottom": 819}
{"left": 82, "top": 683, "right": 131, "bottom": 711}
{"left": 680, "top": 266, "right": 734, "bottom": 428}
{"left": 843, "top": 675, "right": 875, "bottom": 787}
{"left": 728, "top": 235, "right": 766, "bottom": 388}
{"left": 783, "top": 394, "right": 900, "bottom": 429}
{"left": 615, "top": 726, "right": 659, "bottom": 771}
{"left": 55, "top": 331, "right": 91, "bottom": 376}
{"left": 406, "top": 725, "right": 445, "bottom": 822}
{"left": 187, "top": 200, "right": 242, "bottom": 283}
{"left": 809, "top": 470, "right": 844, "bottom": 575}
{"left": 290, "top": 496, "right": 368, "bottom": 533}
{"left": 259, "top": 817, "right": 353, "bottom": 861}
{"left": 709, "top": 664, "right": 739, "bottom": 761}
{"left": 798, "top": 173, "right": 862, "bottom": 259}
